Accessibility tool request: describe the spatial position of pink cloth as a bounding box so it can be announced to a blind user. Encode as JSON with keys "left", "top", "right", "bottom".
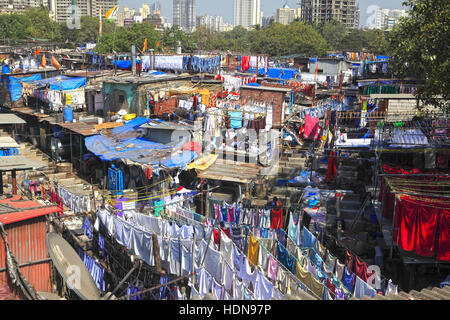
{"left": 267, "top": 256, "right": 278, "bottom": 281}
{"left": 303, "top": 114, "right": 320, "bottom": 140}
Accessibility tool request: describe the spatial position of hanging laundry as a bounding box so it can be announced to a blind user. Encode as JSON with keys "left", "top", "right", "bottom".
{"left": 247, "top": 234, "right": 260, "bottom": 267}
{"left": 303, "top": 114, "right": 320, "bottom": 140}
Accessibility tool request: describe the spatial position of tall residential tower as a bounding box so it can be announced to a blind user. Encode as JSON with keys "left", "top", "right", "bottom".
{"left": 173, "top": 0, "right": 196, "bottom": 32}
{"left": 234, "top": 0, "right": 261, "bottom": 29}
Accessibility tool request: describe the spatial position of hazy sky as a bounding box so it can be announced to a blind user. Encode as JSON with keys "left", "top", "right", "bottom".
{"left": 119, "top": 0, "right": 407, "bottom": 27}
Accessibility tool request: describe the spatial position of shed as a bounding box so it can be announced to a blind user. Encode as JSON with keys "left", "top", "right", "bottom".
{"left": 0, "top": 195, "right": 61, "bottom": 299}
{"left": 239, "top": 85, "right": 293, "bottom": 129}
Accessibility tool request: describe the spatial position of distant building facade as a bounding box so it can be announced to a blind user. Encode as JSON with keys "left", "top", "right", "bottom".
{"left": 173, "top": 0, "right": 196, "bottom": 32}
{"left": 375, "top": 8, "right": 408, "bottom": 30}
{"left": 276, "top": 3, "right": 298, "bottom": 25}
{"left": 234, "top": 0, "right": 261, "bottom": 29}
{"left": 300, "top": 0, "right": 360, "bottom": 29}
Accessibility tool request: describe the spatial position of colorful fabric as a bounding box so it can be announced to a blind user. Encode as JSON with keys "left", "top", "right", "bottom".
{"left": 247, "top": 234, "right": 260, "bottom": 267}
{"left": 270, "top": 208, "right": 283, "bottom": 229}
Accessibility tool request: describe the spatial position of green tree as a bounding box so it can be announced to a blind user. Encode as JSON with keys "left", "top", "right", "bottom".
{"left": 96, "top": 23, "right": 160, "bottom": 53}
{"left": 0, "top": 14, "right": 32, "bottom": 40}
{"left": 60, "top": 17, "right": 117, "bottom": 44}
{"left": 23, "top": 7, "right": 61, "bottom": 40}
{"left": 317, "top": 20, "right": 348, "bottom": 51}
{"left": 389, "top": 0, "right": 449, "bottom": 112}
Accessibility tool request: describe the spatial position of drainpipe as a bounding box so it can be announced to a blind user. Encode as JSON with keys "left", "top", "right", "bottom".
{"left": 149, "top": 49, "right": 154, "bottom": 70}
{"left": 131, "top": 45, "right": 136, "bottom": 76}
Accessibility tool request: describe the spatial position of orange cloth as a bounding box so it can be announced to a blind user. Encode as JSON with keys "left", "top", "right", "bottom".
{"left": 247, "top": 234, "right": 259, "bottom": 267}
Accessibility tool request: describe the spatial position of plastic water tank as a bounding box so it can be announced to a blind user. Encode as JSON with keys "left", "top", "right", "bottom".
{"left": 64, "top": 107, "right": 73, "bottom": 122}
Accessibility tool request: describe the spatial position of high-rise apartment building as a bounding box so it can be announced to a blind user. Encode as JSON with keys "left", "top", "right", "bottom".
{"left": 0, "top": 0, "right": 49, "bottom": 12}
{"left": 276, "top": 3, "right": 298, "bottom": 25}
{"left": 196, "top": 15, "right": 225, "bottom": 32}
{"left": 140, "top": 4, "right": 150, "bottom": 19}
{"left": 300, "top": 0, "right": 360, "bottom": 29}
{"left": 173, "top": 0, "right": 196, "bottom": 32}
{"left": 375, "top": 8, "right": 408, "bottom": 30}
{"left": 234, "top": 0, "right": 261, "bottom": 29}
{"left": 47, "top": 0, "right": 118, "bottom": 24}
{"left": 150, "top": 1, "right": 161, "bottom": 14}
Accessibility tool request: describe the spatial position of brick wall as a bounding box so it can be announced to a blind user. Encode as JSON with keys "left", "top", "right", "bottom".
{"left": 240, "top": 87, "right": 285, "bottom": 128}
{"left": 154, "top": 97, "right": 178, "bottom": 117}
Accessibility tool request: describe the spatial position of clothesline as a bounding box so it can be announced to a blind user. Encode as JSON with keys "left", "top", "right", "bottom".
{"left": 207, "top": 198, "right": 350, "bottom": 299}
{"left": 162, "top": 208, "right": 280, "bottom": 300}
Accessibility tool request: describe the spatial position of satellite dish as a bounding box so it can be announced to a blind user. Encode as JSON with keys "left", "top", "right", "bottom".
{"left": 45, "top": 233, "right": 101, "bottom": 300}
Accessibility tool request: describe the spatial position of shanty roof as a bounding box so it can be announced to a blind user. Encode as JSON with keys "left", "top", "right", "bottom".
{"left": 0, "top": 195, "right": 61, "bottom": 225}
{"left": 0, "top": 156, "right": 47, "bottom": 171}
{"left": 85, "top": 117, "right": 199, "bottom": 169}
{"left": 0, "top": 113, "right": 26, "bottom": 125}
{"left": 197, "top": 159, "right": 262, "bottom": 184}
{"left": 0, "top": 136, "right": 20, "bottom": 148}
{"left": 240, "top": 85, "right": 293, "bottom": 93}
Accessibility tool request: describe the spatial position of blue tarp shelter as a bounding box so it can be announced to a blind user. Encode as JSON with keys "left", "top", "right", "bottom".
{"left": 33, "top": 75, "right": 86, "bottom": 91}
{"left": 85, "top": 117, "right": 199, "bottom": 169}
{"left": 3, "top": 74, "right": 42, "bottom": 102}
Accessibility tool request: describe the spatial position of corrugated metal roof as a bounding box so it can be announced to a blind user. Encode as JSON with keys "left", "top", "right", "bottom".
{"left": 0, "top": 155, "right": 47, "bottom": 171}
{"left": 0, "top": 137, "right": 20, "bottom": 148}
{"left": 0, "top": 195, "right": 61, "bottom": 225}
{"left": 0, "top": 114, "right": 26, "bottom": 124}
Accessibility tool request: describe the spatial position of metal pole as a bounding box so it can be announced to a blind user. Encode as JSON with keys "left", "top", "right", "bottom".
{"left": 106, "top": 261, "right": 140, "bottom": 300}
{"left": 336, "top": 193, "right": 342, "bottom": 240}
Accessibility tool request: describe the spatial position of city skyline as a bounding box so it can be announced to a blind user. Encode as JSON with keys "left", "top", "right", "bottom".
{"left": 118, "top": 0, "right": 406, "bottom": 27}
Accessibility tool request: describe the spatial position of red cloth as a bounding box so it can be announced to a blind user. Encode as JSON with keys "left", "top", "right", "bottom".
{"left": 221, "top": 227, "right": 231, "bottom": 239}
{"left": 395, "top": 197, "right": 439, "bottom": 257}
{"left": 241, "top": 56, "right": 250, "bottom": 72}
{"left": 270, "top": 208, "right": 283, "bottom": 229}
{"left": 213, "top": 228, "right": 220, "bottom": 245}
{"left": 325, "top": 279, "right": 336, "bottom": 300}
{"left": 415, "top": 202, "right": 439, "bottom": 257}
{"left": 345, "top": 250, "right": 354, "bottom": 274}
{"left": 396, "top": 199, "right": 419, "bottom": 252}
{"left": 354, "top": 256, "right": 369, "bottom": 282}
{"left": 303, "top": 114, "right": 320, "bottom": 140}
{"left": 326, "top": 152, "right": 337, "bottom": 183}
{"left": 437, "top": 211, "right": 450, "bottom": 262}
{"left": 182, "top": 141, "right": 202, "bottom": 154}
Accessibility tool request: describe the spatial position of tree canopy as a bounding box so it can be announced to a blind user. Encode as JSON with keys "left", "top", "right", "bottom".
{"left": 389, "top": 0, "right": 449, "bottom": 112}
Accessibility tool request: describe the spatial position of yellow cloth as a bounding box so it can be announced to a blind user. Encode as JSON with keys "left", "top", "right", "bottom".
{"left": 186, "top": 154, "right": 218, "bottom": 171}
{"left": 247, "top": 234, "right": 259, "bottom": 267}
{"left": 295, "top": 262, "right": 324, "bottom": 299}
{"left": 66, "top": 93, "right": 72, "bottom": 105}
{"left": 198, "top": 89, "right": 210, "bottom": 107}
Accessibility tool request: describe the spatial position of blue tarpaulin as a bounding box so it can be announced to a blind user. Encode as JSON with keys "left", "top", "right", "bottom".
{"left": 34, "top": 75, "right": 86, "bottom": 91}
{"left": 7, "top": 74, "right": 42, "bottom": 102}
{"left": 245, "top": 67, "right": 298, "bottom": 80}
{"left": 266, "top": 68, "right": 297, "bottom": 80}
{"left": 113, "top": 60, "right": 141, "bottom": 69}
{"left": 85, "top": 117, "right": 198, "bottom": 169}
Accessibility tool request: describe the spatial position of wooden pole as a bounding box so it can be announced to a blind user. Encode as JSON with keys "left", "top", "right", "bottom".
{"left": 11, "top": 170, "right": 17, "bottom": 195}
{"left": 99, "top": 7, "right": 103, "bottom": 37}
{"left": 152, "top": 233, "right": 161, "bottom": 273}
